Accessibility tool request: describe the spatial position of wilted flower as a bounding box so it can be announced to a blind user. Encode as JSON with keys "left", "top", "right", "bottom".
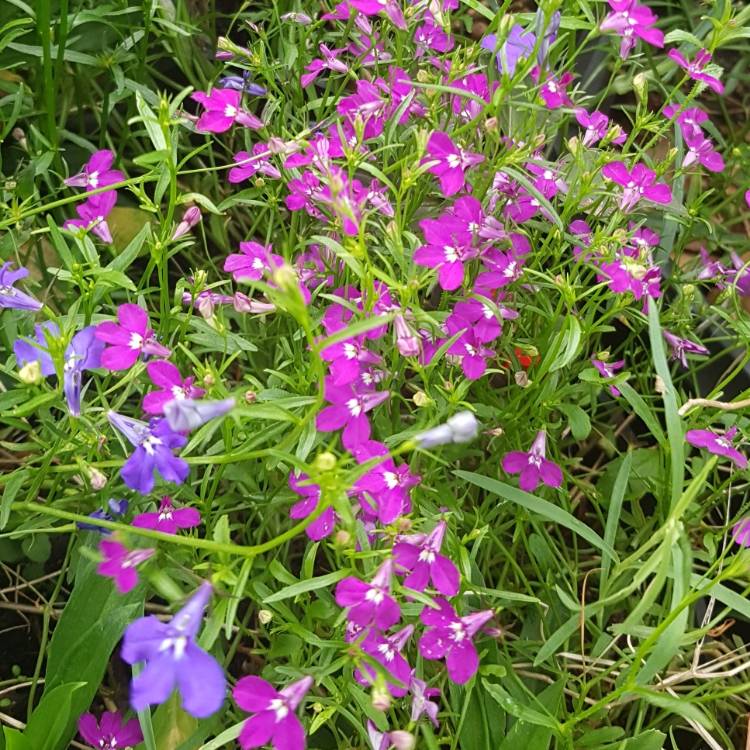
{"left": 662, "top": 330, "right": 709, "bottom": 368}
{"left": 163, "top": 397, "right": 235, "bottom": 432}
{"left": 172, "top": 206, "right": 202, "bottom": 240}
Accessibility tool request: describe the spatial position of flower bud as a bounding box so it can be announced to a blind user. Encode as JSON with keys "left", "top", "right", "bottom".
{"left": 258, "top": 609, "right": 273, "bottom": 625}
{"left": 244, "top": 389, "right": 257, "bottom": 404}
{"left": 514, "top": 371, "right": 530, "bottom": 387}
{"left": 171, "top": 205, "right": 202, "bottom": 240}
{"left": 485, "top": 116, "right": 498, "bottom": 133}
{"left": 394, "top": 314, "right": 420, "bottom": 358}
{"left": 334, "top": 529, "right": 352, "bottom": 547}
{"left": 280, "top": 11, "right": 312, "bottom": 24}
{"left": 314, "top": 451, "right": 337, "bottom": 472}
{"left": 18, "top": 360, "right": 42, "bottom": 385}
{"left": 371, "top": 680, "right": 391, "bottom": 711}
{"left": 567, "top": 135, "right": 580, "bottom": 156}
{"left": 88, "top": 467, "right": 108, "bottom": 490}
{"left": 390, "top": 731, "right": 416, "bottom": 750}
{"left": 203, "top": 373, "right": 215, "bottom": 388}
{"left": 413, "top": 390, "right": 431, "bottom": 407}
{"left": 633, "top": 73, "right": 648, "bottom": 104}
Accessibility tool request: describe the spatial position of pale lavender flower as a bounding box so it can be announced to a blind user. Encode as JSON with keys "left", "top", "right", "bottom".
{"left": 663, "top": 330, "right": 709, "bottom": 368}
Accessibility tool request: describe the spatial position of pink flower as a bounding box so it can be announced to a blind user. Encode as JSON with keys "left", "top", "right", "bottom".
{"left": 663, "top": 105, "right": 708, "bottom": 139}
{"left": 531, "top": 67, "right": 574, "bottom": 109}
{"left": 686, "top": 427, "right": 746, "bottom": 469}
{"left": 423, "top": 132, "right": 484, "bottom": 197}
{"left": 316, "top": 378, "right": 389, "bottom": 449}
{"left": 301, "top": 44, "right": 349, "bottom": 88}
{"left": 65, "top": 150, "right": 124, "bottom": 189}
{"left": 445, "top": 316, "right": 496, "bottom": 380}
{"left": 224, "top": 242, "right": 284, "bottom": 283}
{"left": 289, "top": 472, "right": 336, "bottom": 540}
{"left": 732, "top": 517, "right": 750, "bottom": 547}
{"left": 683, "top": 131, "right": 724, "bottom": 172}
{"left": 78, "top": 711, "right": 143, "bottom": 750}
{"left": 143, "top": 360, "right": 204, "bottom": 414}
{"left": 349, "top": 0, "right": 405, "bottom": 28}
{"left": 662, "top": 330, "right": 709, "bottom": 368}
{"left": 97, "top": 539, "right": 154, "bottom": 593}
{"left": 575, "top": 109, "right": 626, "bottom": 146}
{"left": 229, "top": 144, "right": 282, "bottom": 183}
{"left": 668, "top": 48, "right": 724, "bottom": 94}
{"left": 410, "top": 676, "right": 440, "bottom": 727}
{"left": 356, "top": 625, "right": 413, "bottom": 697}
{"left": 451, "top": 73, "right": 493, "bottom": 122}
{"left": 234, "top": 675, "right": 313, "bottom": 750}
{"left": 63, "top": 191, "right": 117, "bottom": 243}
{"left": 393, "top": 522, "right": 459, "bottom": 596}
{"left": 172, "top": 206, "right": 202, "bottom": 240}
{"left": 191, "top": 89, "right": 263, "bottom": 132}
{"left": 95, "top": 303, "right": 171, "bottom": 371}
{"left": 132, "top": 496, "right": 201, "bottom": 534}
{"left": 601, "top": 161, "right": 672, "bottom": 211}
{"left": 592, "top": 357, "right": 625, "bottom": 396}
{"left": 321, "top": 335, "right": 382, "bottom": 386}
{"left": 418, "top": 599, "right": 493, "bottom": 684}
{"left": 502, "top": 431, "right": 563, "bottom": 492}
{"left": 413, "top": 215, "right": 475, "bottom": 291}
{"left": 335, "top": 559, "right": 400, "bottom": 629}
{"left": 414, "top": 17, "right": 454, "bottom": 56}
{"left": 600, "top": 0, "right": 664, "bottom": 59}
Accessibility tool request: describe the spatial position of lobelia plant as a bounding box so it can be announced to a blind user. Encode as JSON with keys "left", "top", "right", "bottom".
{"left": 2, "top": 0, "right": 750, "bottom": 748}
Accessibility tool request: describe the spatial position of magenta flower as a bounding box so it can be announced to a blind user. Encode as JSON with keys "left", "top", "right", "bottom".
{"left": 418, "top": 599, "right": 493, "bottom": 684}
{"left": 600, "top": 0, "right": 664, "bottom": 59}
{"left": 575, "top": 109, "right": 626, "bottom": 146}
{"left": 502, "top": 431, "right": 563, "bottom": 492}
{"left": 413, "top": 215, "right": 475, "bottom": 291}
{"left": 668, "top": 48, "right": 724, "bottom": 94}
{"left": 132, "top": 496, "right": 201, "bottom": 535}
{"left": 172, "top": 206, "right": 202, "bottom": 240}
{"left": 367, "top": 722, "right": 415, "bottom": 750}
{"left": 447, "top": 328, "right": 495, "bottom": 380}
{"left": 321, "top": 335, "right": 382, "bottom": 386}
{"left": 121, "top": 582, "right": 226, "bottom": 718}
{"left": 423, "top": 132, "right": 484, "bottom": 197}
{"left": 316, "top": 378, "right": 389, "bottom": 450}
{"left": 63, "top": 190, "right": 117, "bottom": 243}
{"left": 143, "top": 360, "right": 204, "bottom": 415}
{"left": 78, "top": 711, "right": 143, "bottom": 750}
{"left": 601, "top": 161, "right": 672, "bottom": 211}
{"left": 592, "top": 358, "right": 625, "bottom": 396}
{"left": 95, "top": 303, "right": 171, "bottom": 370}
{"left": 531, "top": 67, "right": 574, "bottom": 109}
{"left": 664, "top": 105, "right": 709, "bottom": 139}
{"left": 451, "top": 73, "right": 493, "bottom": 122}
{"left": 108, "top": 412, "right": 189, "bottom": 494}
{"left": 234, "top": 675, "right": 313, "bottom": 750}
{"left": 683, "top": 131, "right": 724, "bottom": 172}
{"left": 348, "top": 0, "right": 405, "bottom": 28}
{"left": 191, "top": 89, "right": 263, "bottom": 132}
{"left": 357, "top": 625, "right": 413, "bottom": 697}
{"left": 686, "top": 427, "right": 746, "bottom": 469}
{"left": 97, "top": 539, "right": 154, "bottom": 594}
{"left": 394, "top": 314, "right": 420, "bottom": 357}
{"left": 301, "top": 44, "right": 349, "bottom": 88}
{"left": 65, "top": 150, "right": 125, "bottom": 189}
{"left": 410, "top": 676, "right": 440, "bottom": 728}
{"left": 0, "top": 263, "right": 42, "bottom": 311}
{"left": 662, "top": 330, "right": 709, "bottom": 368}
{"left": 224, "top": 241, "right": 283, "bottom": 283}
{"left": 393, "top": 522, "right": 459, "bottom": 596}
{"left": 335, "top": 559, "right": 400, "bottom": 630}
{"left": 289, "top": 472, "right": 336, "bottom": 540}
{"left": 414, "top": 17, "right": 454, "bottom": 56}
{"left": 229, "top": 144, "right": 281, "bottom": 183}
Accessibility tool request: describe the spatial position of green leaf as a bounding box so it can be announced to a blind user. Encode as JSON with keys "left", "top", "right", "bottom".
{"left": 628, "top": 688, "right": 711, "bottom": 728}
{"left": 3, "top": 728, "right": 31, "bottom": 750}
{"left": 533, "top": 614, "right": 578, "bottom": 667}
{"left": 556, "top": 403, "right": 591, "bottom": 441}
{"left": 456, "top": 471, "right": 617, "bottom": 561}
{"left": 482, "top": 680, "right": 561, "bottom": 732}
{"left": 24, "top": 682, "right": 86, "bottom": 750}
{"left": 620, "top": 729, "right": 667, "bottom": 750}
{"left": 134, "top": 92, "right": 167, "bottom": 151}
{"left": 600, "top": 451, "right": 631, "bottom": 596}
{"left": 496, "top": 680, "right": 564, "bottom": 750}
{"left": 264, "top": 570, "right": 349, "bottom": 604}
{"left": 549, "top": 318, "right": 581, "bottom": 372}
{"left": 1, "top": 469, "right": 27, "bottom": 530}
{"left": 43, "top": 554, "right": 145, "bottom": 750}
{"left": 152, "top": 692, "right": 199, "bottom": 750}
{"left": 617, "top": 383, "right": 666, "bottom": 446}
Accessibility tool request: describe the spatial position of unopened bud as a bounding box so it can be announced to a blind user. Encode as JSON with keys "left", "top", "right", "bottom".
{"left": 514, "top": 371, "right": 529, "bottom": 387}
{"left": 258, "top": 609, "right": 273, "bottom": 625}
{"left": 413, "top": 390, "right": 431, "bottom": 407}
{"left": 394, "top": 314, "right": 420, "bottom": 358}
{"left": 567, "top": 135, "right": 580, "bottom": 156}
{"left": 485, "top": 116, "right": 498, "bottom": 133}
{"left": 389, "top": 731, "right": 416, "bottom": 750}
{"left": 203, "top": 373, "right": 215, "bottom": 388}
{"left": 371, "top": 681, "right": 391, "bottom": 711}
{"left": 655, "top": 375, "right": 666, "bottom": 394}
{"left": 314, "top": 451, "right": 337, "bottom": 472}
{"left": 271, "top": 263, "right": 300, "bottom": 294}
{"left": 88, "top": 467, "right": 107, "bottom": 490}
{"left": 171, "top": 205, "right": 202, "bottom": 240}
{"left": 334, "top": 529, "right": 352, "bottom": 546}
{"left": 244, "top": 389, "right": 257, "bottom": 404}
{"left": 18, "top": 360, "right": 42, "bottom": 384}
{"left": 12, "top": 127, "right": 27, "bottom": 151}
{"left": 633, "top": 73, "right": 648, "bottom": 104}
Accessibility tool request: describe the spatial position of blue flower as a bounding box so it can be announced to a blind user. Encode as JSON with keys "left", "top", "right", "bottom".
{"left": 0, "top": 263, "right": 42, "bottom": 311}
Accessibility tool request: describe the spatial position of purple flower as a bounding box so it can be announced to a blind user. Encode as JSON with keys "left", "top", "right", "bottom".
{"left": 414, "top": 17, "right": 454, "bottom": 56}
{"left": 63, "top": 191, "right": 117, "bottom": 243}
{"left": 77, "top": 498, "right": 128, "bottom": 533}
{"left": 418, "top": 599, "right": 493, "bottom": 684}
{"left": 413, "top": 215, "right": 475, "bottom": 291}
{"left": 531, "top": 67, "right": 574, "bottom": 109}
{"left": 600, "top": 0, "right": 664, "bottom": 59}
{"left": 316, "top": 378, "right": 389, "bottom": 450}
{"left": 393, "top": 522, "right": 459, "bottom": 596}
{"left": 229, "top": 144, "right": 282, "bottom": 183}
{"left": 97, "top": 539, "right": 154, "bottom": 593}
{"left": 14, "top": 323, "right": 104, "bottom": 415}
{"left": 121, "top": 582, "right": 226, "bottom": 717}
{"left": 143, "top": 360, "right": 204, "bottom": 415}
{"left": 95, "top": 303, "right": 171, "bottom": 371}
{"left": 0, "top": 263, "right": 42, "bottom": 311}
{"left": 65, "top": 150, "right": 124, "bottom": 190}
{"left": 301, "top": 44, "right": 349, "bottom": 89}
{"left": 163, "top": 397, "right": 235, "bottom": 432}
{"left": 732, "top": 517, "right": 750, "bottom": 547}
{"left": 686, "top": 427, "right": 746, "bottom": 468}
{"left": 575, "top": 109, "right": 627, "bottom": 146}
{"left": 108, "top": 412, "right": 189, "bottom": 494}
{"left": 683, "top": 130, "right": 724, "bottom": 172}
{"left": 410, "top": 675, "right": 440, "bottom": 728}
{"left": 132, "top": 496, "right": 201, "bottom": 535}
{"left": 481, "top": 26, "right": 535, "bottom": 76}
{"left": 668, "top": 48, "right": 724, "bottom": 95}
{"left": 191, "top": 89, "right": 263, "bottom": 132}
{"left": 664, "top": 105, "right": 709, "bottom": 140}
{"left": 322, "top": 335, "right": 383, "bottom": 386}
{"left": 662, "top": 330, "right": 709, "bottom": 368}
{"left": 357, "top": 625, "right": 413, "bottom": 697}
{"left": 233, "top": 675, "right": 313, "bottom": 750}
{"left": 367, "top": 722, "right": 415, "bottom": 750}
{"left": 335, "top": 559, "right": 400, "bottom": 630}
{"left": 78, "top": 711, "right": 143, "bottom": 750}
{"left": 172, "top": 206, "right": 202, "bottom": 240}
{"left": 502, "top": 431, "right": 563, "bottom": 492}
{"left": 289, "top": 472, "right": 336, "bottom": 540}
{"left": 423, "top": 132, "right": 484, "bottom": 197}
{"left": 601, "top": 161, "right": 672, "bottom": 211}
{"left": 218, "top": 71, "right": 268, "bottom": 96}
{"left": 592, "top": 358, "right": 625, "bottom": 396}
{"left": 224, "top": 241, "right": 283, "bottom": 283}
{"left": 348, "top": 0, "right": 406, "bottom": 29}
